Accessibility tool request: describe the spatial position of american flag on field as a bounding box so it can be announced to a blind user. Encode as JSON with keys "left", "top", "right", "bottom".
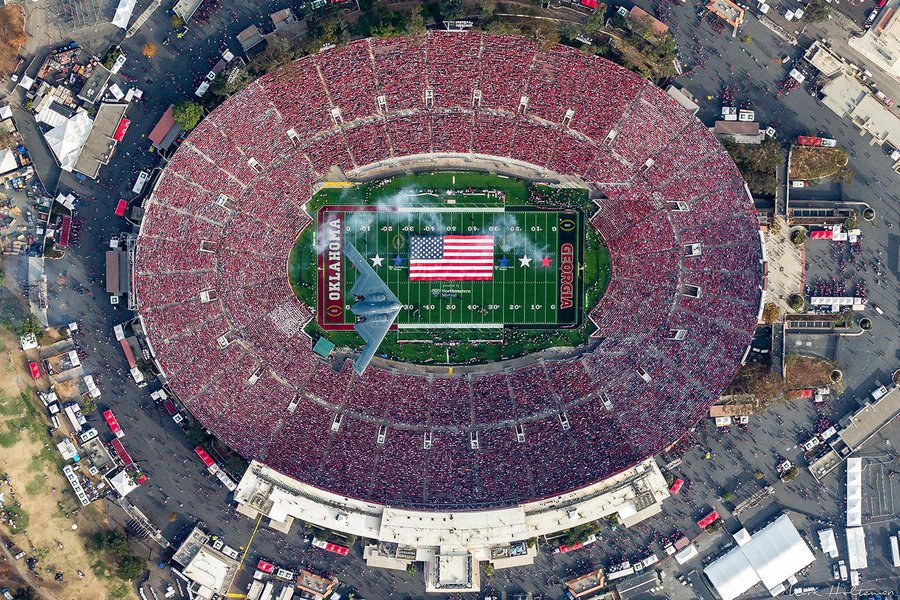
{"left": 408, "top": 235, "right": 495, "bottom": 281}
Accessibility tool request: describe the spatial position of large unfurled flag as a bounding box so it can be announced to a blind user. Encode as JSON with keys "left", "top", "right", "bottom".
{"left": 409, "top": 235, "right": 495, "bottom": 281}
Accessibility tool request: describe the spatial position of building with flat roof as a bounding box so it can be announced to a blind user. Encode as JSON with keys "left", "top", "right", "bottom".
{"left": 820, "top": 72, "right": 900, "bottom": 148}
{"left": 233, "top": 457, "right": 671, "bottom": 592}
{"left": 848, "top": 4, "right": 900, "bottom": 81}
{"left": 74, "top": 102, "right": 128, "bottom": 179}
{"left": 809, "top": 385, "right": 899, "bottom": 479}
{"left": 173, "top": 525, "right": 238, "bottom": 600}
{"left": 566, "top": 568, "right": 606, "bottom": 598}
{"left": 706, "top": 0, "right": 745, "bottom": 35}
{"left": 803, "top": 40, "right": 845, "bottom": 77}
{"left": 666, "top": 85, "right": 700, "bottom": 115}
{"left": 296, "top": 569, "right": 338, "bottom": 598}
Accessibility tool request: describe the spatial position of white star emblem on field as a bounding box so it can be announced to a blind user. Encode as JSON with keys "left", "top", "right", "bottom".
{"left": 519, "top": 254, "right": 532, "bottom": 268}
{"left": 371, "top": 254, "right": 384, "bottom": 267}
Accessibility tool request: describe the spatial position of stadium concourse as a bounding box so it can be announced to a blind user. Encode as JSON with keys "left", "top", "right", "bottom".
{"left": 134, "top": 30, "right": 763, "bottom": 559}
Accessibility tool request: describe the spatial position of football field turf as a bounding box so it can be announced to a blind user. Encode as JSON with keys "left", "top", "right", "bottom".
{"left": 316, "top": 204, "right": 583, "bottom": 330}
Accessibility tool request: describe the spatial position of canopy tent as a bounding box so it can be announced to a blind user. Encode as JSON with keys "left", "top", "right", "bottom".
{"left": 44, "top": 110, "right": 93, "bottom": 172}
{"left": 847, "top": 457, "right": 862, "bottom": 527}
{"left": 109, "top": 470, "right": 138, "bottom": 496}
{"left": 818, "top": 528, "right": 838, "bottom": 558}
{"left": 698, "top": 510, "right": 720, "bottom": 528}
{"left": 846, "top": 526, "right": 868, "bottom": 570}
{"left": 111, "top": 0, "right": 136, "bottom": 29}
{"left": 704, "top": 514, "right": 815, "bottom": 600}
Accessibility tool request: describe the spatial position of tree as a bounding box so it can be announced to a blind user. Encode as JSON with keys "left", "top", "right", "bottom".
{"left": 485, "top": 564, "right": 495, "bottom": 576}
{"left": 406, "top": 562, "right": 418, "bottom": 576}
{"left": 790, "top": 229, "right": 807, "bottom": 246}
{"left": 439, "top": 0, "right": 464, "bottom": 21}
{"left": 172, "top": 99, "right": 203, "bottom": 131}
{"left": 20, "top": 315, "right": 41, "bottom": 336}
{"left": 741, "top": 34, "right": 752, "bottom": 44}
{"left": 141, "top": 42, "right": 157, "bottom": 58}
{"left": 407, "top": 5, "right": 425, "bottom": 39}
{"left": 254, "top": 37, "right": 294, "bottom": 73}
{"left": 788, "top": 294, "right": 805, "bottom": 312}
{"left": 585, "top": 7, "right": 608, "bottom": 32}
{"left": 116, "top": 554, "right": 146, "bottom": 580}
{"left": 14, "top": 588, "right": 36, "bottom": 600}
{"left": 212, "top": 67, "right": 250, "bottom": 97}
{"left": 185, "top": 422, "right": 211, "bottom": 446}
{"left": 753, "top": 471, "right": 765, "bottom": 480}
{"left": 481, "top": 0, "right": 497, "bottom": 19}
{"left": 721, "top": 490, "right": 734, "bottom": 502}
{"left": 805, "top": 0, "right": 831, "bottom": 22}
{"left": 0, "top": 267, "right": 5, "bottom": 285}
{"left": 101, "top": 531, "right": 131, "bottom": 558}
{"left": 529, "top": 21, "right": 561, "bottom": 50}
{"left": 762, "top": 302, "right": 780, "bottom": 325}
{"left": 170, "top": 14, "right": 184, "bottom": 28}
{"left": 831, "top": 165, "right": 855, "bottom": 185}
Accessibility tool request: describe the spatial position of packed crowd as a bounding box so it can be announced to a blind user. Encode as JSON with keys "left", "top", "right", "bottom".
{"left": 134, "top": 31, "right": 763, "bottom": 508}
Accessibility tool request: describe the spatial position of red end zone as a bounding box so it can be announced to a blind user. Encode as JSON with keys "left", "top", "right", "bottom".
{"left": 317, "top": 205, "right": 396, "bottom": 331}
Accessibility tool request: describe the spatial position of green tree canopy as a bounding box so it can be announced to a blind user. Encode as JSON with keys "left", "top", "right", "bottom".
{"left": 116, "top": 554, "right": 146, "bottom": 581}
{"left": 439, "top": 0, "right": 464, "bottom": 21}
{"left": 172, "top": 99, "right": 203, "bottom": 131}
{"left": 805, "top": 0, "right": 831, "bottom": 21}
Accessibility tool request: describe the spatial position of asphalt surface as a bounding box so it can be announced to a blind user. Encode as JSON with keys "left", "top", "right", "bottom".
{"left": 0, "top": 0, "right": 897, "bottom": 598}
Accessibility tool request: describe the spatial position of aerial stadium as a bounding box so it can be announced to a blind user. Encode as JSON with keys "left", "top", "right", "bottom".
{"left": 134, "top": 32, "right": 764, "bottom": 590}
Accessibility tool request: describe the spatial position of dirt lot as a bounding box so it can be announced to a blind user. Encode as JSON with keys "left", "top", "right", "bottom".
{"left": 0, "top": 5, "right": 25, "bottom": 77}
{"left": 0, "top": 327, "right": 136, "bottom": 600}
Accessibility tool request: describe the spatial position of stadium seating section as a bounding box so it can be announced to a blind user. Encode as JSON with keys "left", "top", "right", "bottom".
{"left": 135, "top": 32, "right": 762, "bottom": 508}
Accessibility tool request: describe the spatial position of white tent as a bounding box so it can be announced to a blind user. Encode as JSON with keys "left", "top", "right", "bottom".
{"left": 44, "top": 110, "right": 93, "bottom": 172}
{"left": 847, "top": 526, "right": 868, "bottom": 570}
{"left": 847, "top": 457, "right": 862, "bottom": 527}
{"left": 109, "top": 470, "right": 138, "bottom": 497}
{"left": 0, "top": 148, "right": 18, "bottom": 174}
{"left": 818, "top": 528, "right": 838, "bottom": 558}
{"left": 704, "top": 514, "right": 816, "bottom": 600}
{"left": 111, "top": 0, "right": 136, "bottom": 29}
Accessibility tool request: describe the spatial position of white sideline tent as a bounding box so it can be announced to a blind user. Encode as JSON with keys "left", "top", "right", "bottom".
{"left": 111, "top": 0, "right": 136, "bottom": 29}
{"left": 704, "top": 514, "right": 816, "bottom": 600}
{"left": 44, "top": 110, "right": 93, "bottom": 172}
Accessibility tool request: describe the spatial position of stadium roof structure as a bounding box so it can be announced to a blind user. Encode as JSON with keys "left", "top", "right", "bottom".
{"left": 135, "top": 32, "right": 763, "bottom": 513}
{"left": 704, "top": 514, "right": 815, "bottom": 600}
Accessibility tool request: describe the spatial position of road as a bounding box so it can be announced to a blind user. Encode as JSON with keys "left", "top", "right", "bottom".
{"left": 0, "top": 0, "right": 895, "bottom": 597}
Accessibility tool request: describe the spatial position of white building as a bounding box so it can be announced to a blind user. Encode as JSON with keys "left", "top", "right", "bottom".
{"left": 233, "top": 458, "right": 671, "bottom": 592}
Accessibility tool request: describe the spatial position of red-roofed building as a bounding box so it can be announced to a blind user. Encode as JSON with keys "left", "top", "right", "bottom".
{"left": 628, "top": 6, "right": 670, "bottom": 36}
{"left": 148, "top": 105, "right": 181, "bottom": 150}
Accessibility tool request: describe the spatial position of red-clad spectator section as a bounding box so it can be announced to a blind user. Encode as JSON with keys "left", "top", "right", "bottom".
{"left": 134, "top": 32, "right": 762, "bottom": 509}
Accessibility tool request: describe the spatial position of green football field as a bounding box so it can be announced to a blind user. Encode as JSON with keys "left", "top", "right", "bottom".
{"left": 316, "top": 204, "right": 583, "bottom": 329}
